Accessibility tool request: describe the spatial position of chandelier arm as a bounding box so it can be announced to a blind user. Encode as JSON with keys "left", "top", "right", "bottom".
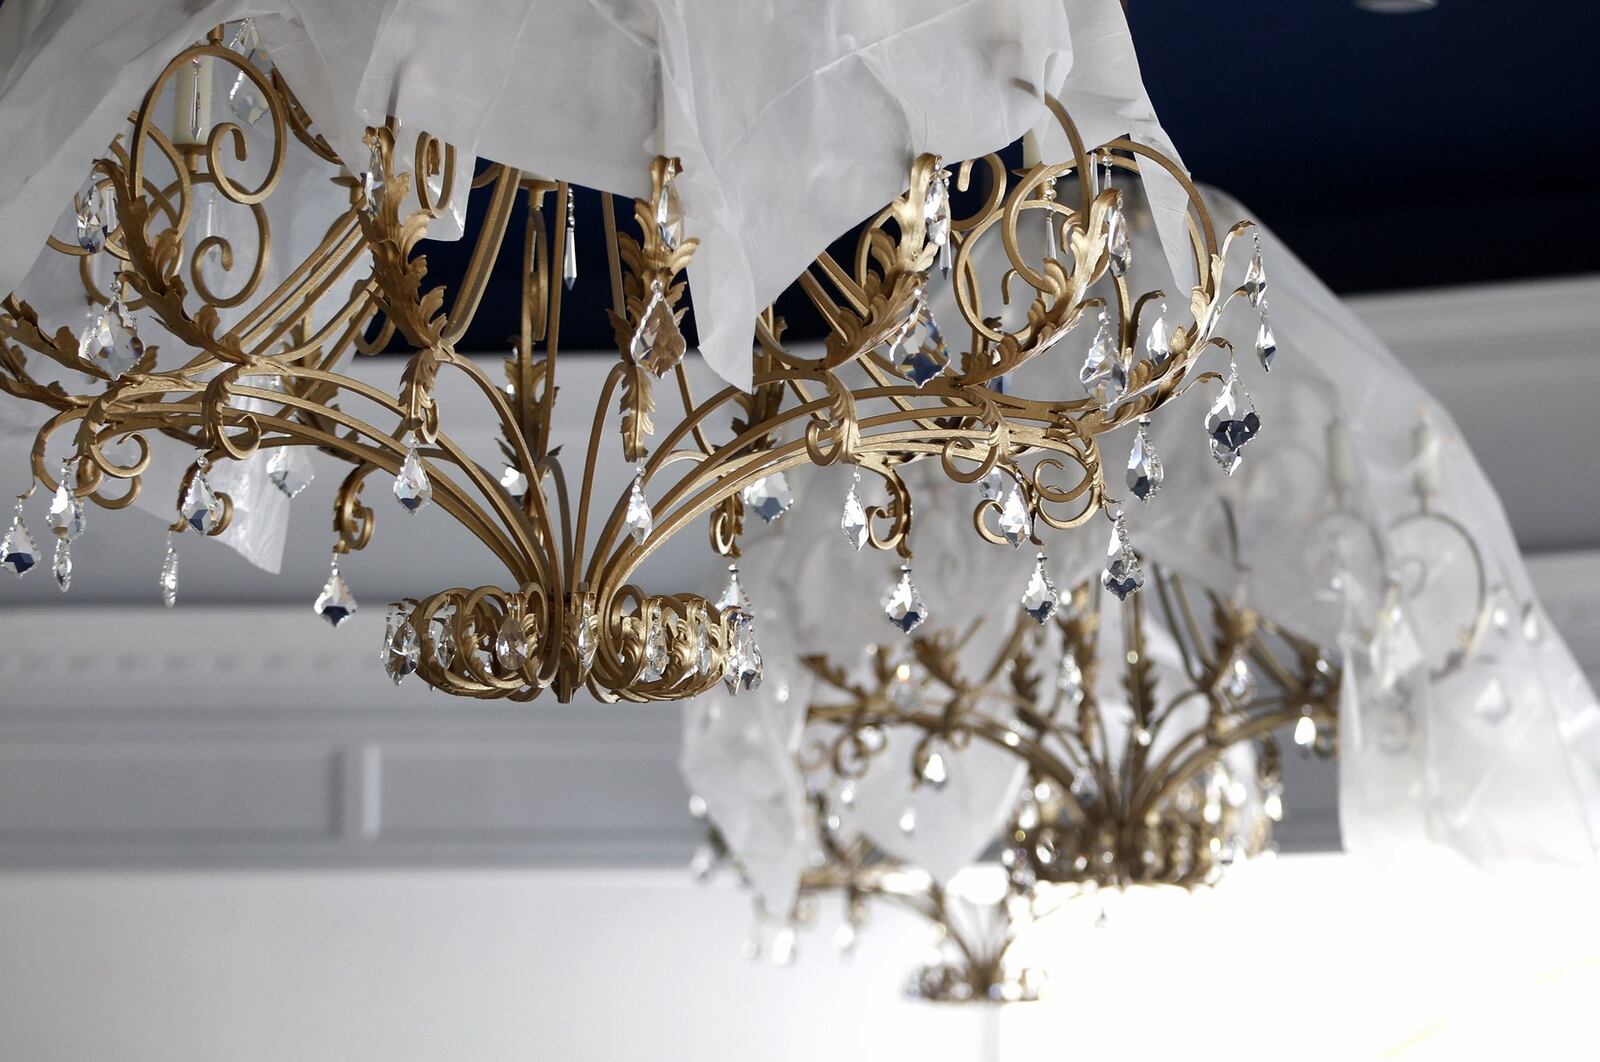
{"left": 567, "top": 360, "right": 630, "bottom": 591}
{"left": 1150, "top": 567, "right": 1205, "bottom": 684}
{"left": 440, "top": 165, "right": 521, "bottom": 347}
{"left": 240, "top": 233, "right": 375, "bottom": 359}
{"left": 1390, "top": 507, "right": 1494, "bottom": 679}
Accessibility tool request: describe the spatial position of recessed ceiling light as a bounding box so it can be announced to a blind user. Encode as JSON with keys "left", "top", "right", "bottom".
{"left": 1356, "top": 0, "right": 1439, "bottom": 12}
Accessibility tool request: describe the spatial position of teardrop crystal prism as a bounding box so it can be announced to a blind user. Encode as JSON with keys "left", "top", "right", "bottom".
{"left": 923, "top": 168, "right": 951, "bottom": 249}
{"left": 2, "top": 510, "right": 39, "bottom": 576}
{"left": 394, "top": 442, "right": 432, "bottom": 513}
{"left": 1144, "top": 307, "right": 1171, "bottom": 365}
{"left": 740, "top": 472, "right": 794, "bottom": 524}
{"left": 1222, "top": 656, "right": 1256, "bottom": 704}
{"left": 890, "top": 306, "right": 950, "bottom": 388}
{"left": 1106, "top": 204, "right": 1131, "bottom": 277}
{"left": 656, "top": 166, "right": 684, "bottom": 251}
{"left": 721, "top": 609, "right": 763, "bottom": 694}
{"left": 998, "top": 485, "right": 1032, "bottom": 547}
{"left": 1205, "top": 368, "right": 1260, "bottom": 455}
{"left": 1021, "top": 553, "right": 1059, "bottom": 624}
{"left": 919, "top": 747, "right": 949, "bottom": 790}
{"left": 1058, "top": 648, "right": 1085, "bottom": 709}
{"left": 181, "top": 471, "right": 222, "bottom": 534}
{"left": 629, "top": 286, "right": 684, "bottom": 371}
{"left": 494, "top": 610, "right": 528, "bottom": 672}
{"left": 78, "top": 310, "right": 111, "bottom": 362}
{"left": 1243, "top": 241, "right": 1268, "bottom": 307}
{"left": 716, "top": 564, "right": 750, "bottom": 613}
{"left": 384, "top": 607, "right": 420, "bottom": 685}
{"left": 360, "top": 141, "right": 385, "bottom": 218}
{"left": 52, "top": 537, "right": 71, "bottom": 593}
{"left": 1255, "top": 315, "right": 1277, "bottom": 372}
{"left": 883, "top": 564, "right": 927, "bottom": 634}
{"left": 1079, "top": 313, "right": 1126, "bottom": 408}
{"left": 47, "top": 479, "right": 86, "bottom": 541}
{"left": 314, "top": 560, "right": 357, "bottom": 627}
{"left": 840, "top": 478, "right": 869, "bottom": 551}
{"left": 1126, "top": 421, "right": 1163, "bottom": 503}
{"left": 102, "top": 310, "right": 144, "bottom": 378}
{"left": 1101, "top": 518, "right": 1144, "bottom": 601}
{"left": 159, "top": 533, "right": 179, "bottom": 607}
{"left": 693, "top": 613, "right": 714, "bottom": 675}
{"left": 74, "top": 178, "right": 111, "bottom": 254}
{"left": 624, "top": 468, "right": 653, "bottom": 545}
{"left": 641, "top": 611, "right": 669, "bottom": 682}
{"left": 562, "top": 189, "right": 578, "bottom": 291}
{"left": 267, "top": 447, "right": 313, "bottom": 500}
{"left": 429, "top": 603, "right": 457, "bottom": 670}
{"left": 575, "top": 597, "right": 597, "bottom": 671}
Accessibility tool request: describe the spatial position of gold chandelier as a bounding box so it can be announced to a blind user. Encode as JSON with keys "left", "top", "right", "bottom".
{"left": 699, "top": 563, "right": 1339, "bottom": 1000}
{"left": 0, "top": 22, "right": 1276, "bottom": 703}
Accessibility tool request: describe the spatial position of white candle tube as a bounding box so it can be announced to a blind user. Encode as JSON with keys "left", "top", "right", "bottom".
{"left": 1412, "top": 417, "right": 1442, "bottom": 499}
{"left": 173, "top": 56, "right": 214, "bottom": 147}
{"left": 1327, "top": 417, "right": 1357, "bottom": 496}
{"left": 1021, "top": 129, "right": 1041, "bottom": 168}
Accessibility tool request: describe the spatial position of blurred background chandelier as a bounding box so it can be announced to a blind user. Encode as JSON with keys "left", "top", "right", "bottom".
{"left": 695, "top": 563, "right": 1339, "bottom": 1001}
{"left": 0, "top": 21, "right": 1278, "bottom": 703}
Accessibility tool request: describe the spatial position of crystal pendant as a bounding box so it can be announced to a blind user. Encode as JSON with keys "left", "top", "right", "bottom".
{"left": 1243, "top": 237, "right": 1268, "bottom": 307}
{"left": 181, "top": 466, "right": 223, "bottom": 534}
{"left": 693, "top": 612, "right": 714, "bottom": 675}
{"left": 499, "top": 464, "right": 529, "bottom": 495}
{"left": 74, "top": 177, "right": 110, "bottom": 254}
{"left": 383, "top": 606, "right": 420, "bottom": 685}
{"left": 840, "top": 471, "right": 869, "bottom": 551}
{"left": 628, "top": 282, "right": 683, "bottom": 367}
{"left": 716, "top": 564, "right": 751, "bottom": 613}
{"left": 978, "top": 470, "right": 1005, "bottom": 502}
{"left": 1079, "top": 313, "right": 1125, "bottom": 408}
{"left": 495, "top": 610, "right": 528, "bottom": 672}
{"left": 1204, "top": 365, "right": 1260, "bottom": 474}
{"left": 1101, "top": 515, "right": 1144, "bottom": 601}
{"left": 1255, "top": 313, "right": 1277, "bottom": 373}
{"left": 890, "top": 304, "right": 950, "bottom": 388}
{"left": 78, "top": 309, "right": 111, "bottom": 362}
{"left": 656, "top": 165, "right": 684, "bottom": 251}
{"left": 722, "top": 610, "right": 763, "bottom": 694}
{"left": 381, "top": 603, "right": 406, "bottom": 664}
{"left": 47, "top": 471, "right": 86, "bottom": 542}
{"left": 394, "top": 439, "right": 432, "bottom": 513}
{"left": 1106, "top": 203, "right": 1131, "bottom": 277}
{"left": 159, "top": 531, "right": 179, "bottom": 607}
{"left": 360, "top": 141, "right": 385, "bottom": 218}
{"left": 924, "top": 168, "right": 951, "bottom": 252}
{"left": 51, "top": 537, "right": 71, "bottom": 592}
{"left": 641, "top": 610, "right": 669, "bottom": 682}
{"left": 998, "top": 485, "right": 1032, "bottom": 547}
{"left": 1044, "top": 210, "right": 1058, "bottom": 263}
{"left": 575, "top": 597, "right": 597, "bottom": 671}
{"left": 1222, "top": 656, "right": 1256, "bottom": 704}
{"left": 1144, "top": 304, "right": 1171, "bottom": 365}
{"left": 919, "top": 747, "right": 949, "bottom": 790}
{"left": 313, "top": 557, "right": 357, "bottom": 627}
{"left": 1057, "top": 648, "right": 1085, "bottom": 709}
{"left": 741, "top": 472, "right": 794, "bottom": 524}
{"left": 624, "top": 466, "right": 653, "bottom": 545}
{"left": 1293, "top": 713, "right": 1317, "bottom": 750}
{"left": 267, "top": 448, "right": 312, "bottom": 500}
{"left": 883, "top": 564, "right": 928, "bottom": 634}
{"left": 429, "top": 604, "right": 457, "bottom": 670}
{"left": 1021, "top": 552, "right": 1060, "bottom": 624}
{"left": 562, "top": 187, "right": 578, "bottom": 290}
{"left": 2, "top": 503, "right": 39, "bottom": 576}
{"left": 1126, "top": 419, "right": 1163, "bottom": 503}
{"left": 101, "top": 310, "right": 144, "bottom": 379}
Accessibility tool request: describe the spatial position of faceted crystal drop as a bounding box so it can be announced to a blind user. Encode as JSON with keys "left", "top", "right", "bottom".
{"left": 624, "top": 468, "right": 653, "bottom": 545}
{"left": 494, "top": 611, "right": 528, "bottom": 672}
{"left": 716, "top": 564, "right": 750, "bottom": 613}
{"left": 1126, "top": 421, "right": 1163, "bottom": 503}
{"left": 562, "top": 188, "right": 578, "bottom": 290}
{"left": 923, "top": 169, "right": 951, "bottom": 250}
{"left": 883, "top": 564, "right": 928, "bottom": 634}
{"left": 1101, "top": 519, "right": 1144, "bottom": 601}
{"left": 722, "top": 610, "right": 763, "bottom": 694}
{"left": 1044, "top": 212, "right": 1058, "bottom": 263}
{"left": 575, "top": 598, "right": 597, "bottom": 671}
{"left": 891, "top": 307, "right": 950, "bottom": 388}
{"left": 52, "top": 537, "right": 71, "bottom": 593}
{"left": 1106, "top": 205, "right": 1131, "bottom": 278}
{"left": 641, "top": 612, "right": 669, "bottom": 682}
{"left": 313, "top": 560, "right": 357, "bottom": 627}
{"left": 1057, "top": 648, "right": 1085, "bottom": 709}
{"left": 1293, "top": 714, "right": 1317, "bottom": 750}
{"left": 1222, "top": 656, "right": 1256, "bottom": 705}
{"left": 998, "top": 485, "right": 1032, "bottom": 547}
{"left": 1209, "top": 438, "right": 1243, "bottom": 476}
{"left": 181, "top": 471, "right": 222, "bottom": 534}
{"left": 102, "top": 311, "right": 144, "bottom": 379}
{"left": 694, "top": 613, "right": 714, "bottom": 675}
{"left": 656, "top": 175, "right": 685, "bottom": 251}
{"left": 1255, "top": 315, "right": 1278, "bottom": 372}
{"left": 840, "top": 477, "right": 869, "bottom": 551}
{"left": 1205, "top": 368, "right": 1260, "bottom": 455}
{"left": 384, "top": 610, "right": 420, "bottom": 685}
{"left": 47, "top": 478, "right": 86, "bottom": 541}
{"left": 1079, "top": 314, "right": 1126, "bottom": 408}
{"left": 4, "top": 509, "right": 41, "bottom": 576}
{"left": 1243, "top": 241, "right": 1268, "bottom": 307}
{"left": 1021, "top": 553, "right": 1060, "bottom": 624}
{"left": 429, "top": 604, "right": 457, "bottom": 670}
{"left": 159, "top": 533, "right": 179, "bottom": 607}
{"left": 1144, "top": 306, "right": 1171, "bottom": 365}
{"left": 74, "top": 179, "right": 110, "bottom": 254}
{"left": 919, "top": 748, "right": 949, "bottom": 790}
{"left": 267, "top": 448, "right": 312, "bottom": 500}
{"left": 629, "top": 288, "right": 683, "bottom": 368}
{"left": 978, "top": 470, "right": 1005, "bottom": 502}
{"left": 394, "top": 441, "right": 432, "bottom": 513}
{"left": 740, "top": 473, "right": 794, "bottom": 525}
{"left": 78, "top": 311, "right": 111, "bottom": 363}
